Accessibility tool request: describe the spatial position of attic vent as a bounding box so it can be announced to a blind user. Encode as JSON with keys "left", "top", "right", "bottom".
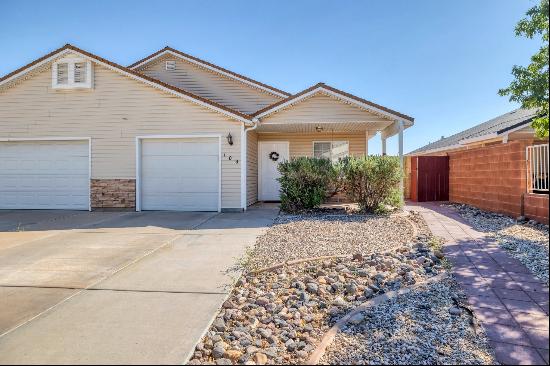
{"left": 165, "top": 60, "right": 176, "bottom": 71}
{"left": 56, "top": 63, "right": 69, "bottom": 84}
{"left": 74, "top": 62, "right": 87, "bottom": 83}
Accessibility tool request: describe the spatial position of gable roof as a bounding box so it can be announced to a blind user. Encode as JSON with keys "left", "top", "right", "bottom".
{"left": 128, "top": 46, "right": 291, "bottom": 98}
{"left": 0, "top": 44, "right": 253, "bottom": 123}
{"left": 409, "top": 108, "right": 539, "bottom": 155}
{"left": 251, "top": 82, "right": 414, "bottom": 123}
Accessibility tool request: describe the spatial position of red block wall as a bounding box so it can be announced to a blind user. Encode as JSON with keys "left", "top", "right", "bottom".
{"left": 524, "top": 193, "right": 549, "bottom": 225}
{"left": 448, "top": 140, "right": 532, "bottom": 218}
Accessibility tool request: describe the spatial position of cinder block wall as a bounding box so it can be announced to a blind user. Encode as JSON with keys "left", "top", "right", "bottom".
{"left": 448, "top": 140, "right": 532, "bottom": 218}
{"left": 524, "top": 193, "right": 549, "bottom": 225}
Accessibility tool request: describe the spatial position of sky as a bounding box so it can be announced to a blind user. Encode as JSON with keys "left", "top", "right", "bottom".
{"left": 0, "top": 0, "right": 541, "bottom": 155}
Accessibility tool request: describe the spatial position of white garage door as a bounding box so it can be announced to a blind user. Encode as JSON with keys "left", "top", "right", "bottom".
{"left": 0, "top": 140, "right": 89, "bottom": 210}
{"left": 140, "top": 138, "right": 220, "bottom": 211}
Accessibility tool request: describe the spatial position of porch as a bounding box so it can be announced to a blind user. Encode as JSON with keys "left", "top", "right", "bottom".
{"left": 244, "top": 83, "right": 414, "bottom": 205}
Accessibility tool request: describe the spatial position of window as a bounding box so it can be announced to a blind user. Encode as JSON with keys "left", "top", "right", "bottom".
{"left": 165, "top": 60, "right": 176, "bottom": 70}
{"left": 52, "top": 58, "right": 93, "bottom": 89}
{"left": 313, "top": 141, "right": 349, "bottom": 162}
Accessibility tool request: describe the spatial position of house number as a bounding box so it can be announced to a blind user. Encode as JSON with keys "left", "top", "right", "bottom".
{"left": 223, "top": 153, "right": 238, "bottom": 164}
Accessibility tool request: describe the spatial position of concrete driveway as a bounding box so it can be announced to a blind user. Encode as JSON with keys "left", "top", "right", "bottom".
{"left": 0, "top": 206, "right": 277, "bottom": 364}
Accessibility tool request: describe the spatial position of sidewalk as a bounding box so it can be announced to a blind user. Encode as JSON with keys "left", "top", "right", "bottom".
{"left": 407, "top": 202, "right": 549, "bottom": 365}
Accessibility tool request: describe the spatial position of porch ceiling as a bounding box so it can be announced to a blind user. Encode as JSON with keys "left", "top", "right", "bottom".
{"left": 255, "top": 120, "right": 394, "bottom": 133}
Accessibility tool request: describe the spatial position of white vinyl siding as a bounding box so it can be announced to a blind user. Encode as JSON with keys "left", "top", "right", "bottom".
{"left": 258, "top": 133, "right": 366, "bottom": 159}
{"left": 0, "top": 54, "right": 242, "bottom": 209}
{"left": 247, "top": 130, "right": 258, "bottom": 206}
{"left": 261, "top": 93, "right": 390, "bottom": 125}
{"left": 0, "top": 140, "right": 89, "bottom": 209}
{"left": 136, "top": 55, "right": 282, "bottom": 115}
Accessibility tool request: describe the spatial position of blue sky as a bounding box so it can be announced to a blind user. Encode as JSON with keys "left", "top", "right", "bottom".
{"left": 0, "top": 0, "right": 540, "bottom": 154}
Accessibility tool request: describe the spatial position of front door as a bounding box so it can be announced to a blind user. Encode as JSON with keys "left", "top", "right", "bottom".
{"left": 259, "top": 141, "right": 289, "bottom": 201}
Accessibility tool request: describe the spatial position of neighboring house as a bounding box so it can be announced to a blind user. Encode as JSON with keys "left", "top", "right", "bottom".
{"left": 0, "top": 44, "right": 413, "bottom": 212}
{"left": 408, "top": 109, "right": 549, "bottom": 224}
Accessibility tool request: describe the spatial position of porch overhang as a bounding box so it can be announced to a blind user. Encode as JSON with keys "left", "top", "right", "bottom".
{"left": 253, "top": 82, "right": 413, "bottom": 139}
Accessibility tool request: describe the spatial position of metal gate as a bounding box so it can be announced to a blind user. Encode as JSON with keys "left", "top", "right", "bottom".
{"left": 410, "top": 156, "right": 449, "bottom": 202}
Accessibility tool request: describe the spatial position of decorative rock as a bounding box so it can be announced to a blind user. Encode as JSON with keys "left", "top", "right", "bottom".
{"left": 332, "top": 296, "right": 347, "bottom": 307}
{"left": 306, "top": 282, "right": 319, "bottom": 294}
{"left": 225, "top": 350, "right": 243, "bottom": 362}
{"left": 212, "top": 347, "right": 226, "bottom": 359}
{"left": 449, "top": 306, "right": 462, "bottom": 316}
{"left": 254, "top": 352, "right": 268, "bottom": 365}
{"left": 215, "top": 359, "right": 233, "bottom": 365}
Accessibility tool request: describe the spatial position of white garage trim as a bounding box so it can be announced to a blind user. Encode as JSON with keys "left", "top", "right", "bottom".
{"left": 135, "top": 135, "right": 222, "bottom": 212}
{"left": 0, "top": 137, "right": 92, "bottom": 211}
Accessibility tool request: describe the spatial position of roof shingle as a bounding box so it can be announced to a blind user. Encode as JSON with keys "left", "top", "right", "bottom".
{"left": 408, "top": 108, "right": 538, "bottom": 155}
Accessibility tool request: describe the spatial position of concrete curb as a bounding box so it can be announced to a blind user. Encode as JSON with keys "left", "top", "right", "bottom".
{"left": 305, "top": 272, "right": 449, "bottom": 365}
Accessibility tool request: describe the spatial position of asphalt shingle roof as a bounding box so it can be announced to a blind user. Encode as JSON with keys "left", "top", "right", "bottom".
{"left": 409, "top": 108, "right": 538, "bottom": 155}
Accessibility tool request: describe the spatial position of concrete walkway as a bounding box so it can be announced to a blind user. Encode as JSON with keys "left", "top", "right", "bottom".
{"left": 0, "top": 205, "right": 278, "bottom": 364}
{"left": 408, "top": 202, "right": 549, "bottom": 365}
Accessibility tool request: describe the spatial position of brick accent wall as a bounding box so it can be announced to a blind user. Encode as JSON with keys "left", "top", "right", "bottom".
{"left": 524, "top": 193, "right": 549, "bottom": 225}
{"left": 448, "top": 140, "right": 533, "bottom": 218}
{"left": 91, "top": 179, "right": 136, "bottom": 209}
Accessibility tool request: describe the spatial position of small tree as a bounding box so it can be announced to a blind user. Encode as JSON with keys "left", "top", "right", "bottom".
{"left": 277, "top": 157, "right": 337, "bottom": 212}
{"left": 341, "top": 156, "right": 403, "bottom": 213}
{"left": 499, "top": 0, "right": 549, "bottom": 138}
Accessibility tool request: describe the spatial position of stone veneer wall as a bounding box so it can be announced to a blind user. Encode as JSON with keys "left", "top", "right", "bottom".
{"left": 91, "top": 179, "right": 136, "bottom": 209}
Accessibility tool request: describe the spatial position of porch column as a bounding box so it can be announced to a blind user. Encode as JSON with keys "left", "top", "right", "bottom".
{"left": 365, "top": 131, "right": 369, "bottom": 156}
{"left": 398, "top": 120, "right": 404, "bottom": 196}
{"left": 381, "top": 134, "right": 387, "bottom": 156}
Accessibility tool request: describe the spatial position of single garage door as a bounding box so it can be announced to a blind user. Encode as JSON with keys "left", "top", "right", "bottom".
{"left": 140, "top": 138, "right": 220, "bottom": 211}
{"left": 0, "top": 140, "right": 89, "bottom": 210}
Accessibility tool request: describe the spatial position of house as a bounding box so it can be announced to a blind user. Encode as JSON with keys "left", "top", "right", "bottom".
{"left": 408, "top": 109, "right": 549, "bottom": 224}
{"left": 0, "top": 44, "right": 413, "bottom": 212}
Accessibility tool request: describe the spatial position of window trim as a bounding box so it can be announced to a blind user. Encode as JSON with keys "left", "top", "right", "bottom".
{"left": 51, "top": 57, "right": 93, "bottom": 89}
{"left": 312, "top": 140, "right": 350, "bottom": 161}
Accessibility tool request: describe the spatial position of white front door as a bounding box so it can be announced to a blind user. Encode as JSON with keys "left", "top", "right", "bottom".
{"left": 259, "top": 141, "right": 289, "bottom": 201}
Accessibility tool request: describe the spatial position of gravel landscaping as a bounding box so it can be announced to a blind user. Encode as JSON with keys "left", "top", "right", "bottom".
{"left": 246, "top": 210, "right": 417, "bottom": 270}
{"left": 445, "top": 203, "right": 549, "bottom": 285}
{"left": 321, "top": 277, "right": 496, "bottom": 365}
{"left": 186, "top": 208, "right": 500, "bottom": 365}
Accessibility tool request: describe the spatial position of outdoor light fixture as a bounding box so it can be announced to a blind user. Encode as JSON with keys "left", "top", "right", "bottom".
{"left": 226, "top": 132, "right": 233, "bottom": 145}
{"left": 315, "top": 126, "right": 324, "bottom": 132}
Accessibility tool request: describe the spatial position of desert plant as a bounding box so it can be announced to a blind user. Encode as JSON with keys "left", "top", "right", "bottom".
{"left": 341, "top": 155, "right": 403, "bottom": 212}
{"left": 277, "top": 157, "right": 336, "bottom": 212}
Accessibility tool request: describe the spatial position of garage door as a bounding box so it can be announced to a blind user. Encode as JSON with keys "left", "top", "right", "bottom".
{"left": 0, "top": 140, "right": 89, "bottom": 210}
{"left": 140, "top": 138, "right": 220, "bottom": 211}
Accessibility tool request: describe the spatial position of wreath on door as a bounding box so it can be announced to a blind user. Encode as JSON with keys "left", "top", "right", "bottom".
{"left": 269, "top": 151, "right": 280, "bottom": 161}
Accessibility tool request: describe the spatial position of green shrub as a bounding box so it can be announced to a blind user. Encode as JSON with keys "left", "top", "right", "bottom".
{"left": 277, "top": 157, "right": 336, "bottom": 212}
{"left": 341, "top": 155, "right": 403, "bottom": 213}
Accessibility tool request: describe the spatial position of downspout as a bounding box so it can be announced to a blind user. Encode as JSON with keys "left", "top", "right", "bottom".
{"left": 241, "top": 117, "right": 259, "bottom": 211}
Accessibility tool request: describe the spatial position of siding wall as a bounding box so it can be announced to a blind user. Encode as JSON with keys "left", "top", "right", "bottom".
{"left": 137, "top": 54, "right": 281, "bottom": 115}
{"left": 247, "top": 130, "right": 258, "bottom": 206}
{"left": 257, "top": 132, "right": 368, "bottom": 158}
{"left": 261, "top": 93, "right": 390, "bottom": 125}
{"left": 0, "top": 55, "right": 243, "bottom": 209}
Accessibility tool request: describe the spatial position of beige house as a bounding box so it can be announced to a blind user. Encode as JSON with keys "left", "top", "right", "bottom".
{"left": 0, "top": 44, "right": 414, "bottom": 211}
